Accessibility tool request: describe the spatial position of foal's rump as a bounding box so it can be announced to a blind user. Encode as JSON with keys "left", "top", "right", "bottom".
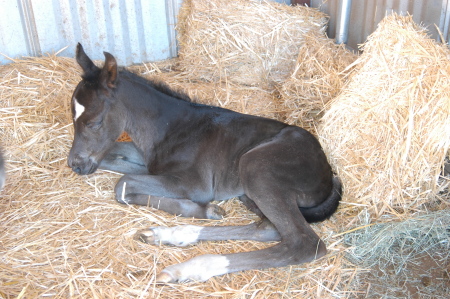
{"left": 274, "top": 127, "right": 341, "bottom": 223}
{"left": 238, "top": 125, "right": 339, "bottom": 222}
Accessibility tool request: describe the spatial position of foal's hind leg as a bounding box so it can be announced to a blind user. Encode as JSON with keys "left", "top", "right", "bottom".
{"left": 139, "top": 176, "right": 326, "bottom": 282}
{"left": 149, "top": 190, "right": 326, "bottom": 283}
{"left": 135, "top": 194, "right": 279, "bottom": 248}
{"left": 143, "top": 128, "right": 331, "bottom": 282}
{"left": 135, "top": 219, "right": 283, "bottom": 282}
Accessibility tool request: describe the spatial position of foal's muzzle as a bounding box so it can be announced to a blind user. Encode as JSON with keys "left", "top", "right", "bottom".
{"left": 68, "top": 154, "right": 99, "bottom": 175}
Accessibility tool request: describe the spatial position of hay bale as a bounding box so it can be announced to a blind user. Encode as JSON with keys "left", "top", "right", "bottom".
{"left": 177, "top": 0, "right": 327, "bottom": 87}
{"left": 280, "top": 32, "right": 357, "bottom": 131}
{"left": 318, "top": 14, "right": 450, "bottom": 218}
{"left": 155, "top": 77, "right": 282, "bottom": 119}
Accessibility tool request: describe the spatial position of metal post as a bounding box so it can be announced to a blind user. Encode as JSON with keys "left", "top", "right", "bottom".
{"left": 439, "top": 0, "right": 450, "bottom": 44}
{"left": 17, "top": 0, "right": 41, "bottom": 57}
{"left": 336, "top": 0, "right": 352, "bottom": 44}
{"left": 166, "top": 0, "right": 183, "bottom": 58}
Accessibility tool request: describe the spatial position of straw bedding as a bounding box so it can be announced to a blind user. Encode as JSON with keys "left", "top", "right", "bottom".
{"left": 0, "top": 3, "right": 354, "bottom": 293}
{"left": 319, "top": 14, "right": 450, "bottom": 219}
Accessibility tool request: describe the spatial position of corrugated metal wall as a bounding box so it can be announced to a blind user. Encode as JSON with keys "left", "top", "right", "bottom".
{"left": 0, "top": 0, "right": 182, "bottom": 65}
{"left": 1, "top": 0, "right": 449, "bottom": 65}
{"left": 0, "top": 0, "right": 293, "bottom": 66}
{"left": 311, "top": 0, "right": 450, "bottom": 51}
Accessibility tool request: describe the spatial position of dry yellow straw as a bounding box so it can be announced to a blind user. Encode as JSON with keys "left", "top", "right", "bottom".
{"left": 280, "top": 31, "right": 357, "bottom": 132}
{"left": 319, "top": 14, "right": 450, "bottom": 218}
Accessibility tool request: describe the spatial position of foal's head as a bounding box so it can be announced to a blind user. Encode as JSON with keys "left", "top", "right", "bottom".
{"left": 68, "top": 43, "right": 126, "bottom": 175}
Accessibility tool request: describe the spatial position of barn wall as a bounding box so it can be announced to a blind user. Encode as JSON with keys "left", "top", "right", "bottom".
{"left": 311, "top": 0, "right": 450, "bottom": 51}
{"left": 0, "top": 0, "right": 182, "bottom": 65}
{"left": 1, "top": 0, "right": 448, "bottom": 65}
{"left": 0, "top": 0, "right": 294, "bottom": 65}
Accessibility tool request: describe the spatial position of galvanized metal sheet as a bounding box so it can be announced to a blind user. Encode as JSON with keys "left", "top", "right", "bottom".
{"left": 311, "top": 0, "right": 450, "bottom": 51}
{"left": 0, "top": 1, "right": 30, "bottom": 63}
{"left": 0, "top": 0, "right": 181, "bottom": 65}
{"left": 1, "top": 0, "right": 448, "bottom": 65}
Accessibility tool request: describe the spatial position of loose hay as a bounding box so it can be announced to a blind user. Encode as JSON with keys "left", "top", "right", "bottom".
{"left": 319, "top": 14, "right": 450, "bottom": 218}
{"left": 344, "top": 210, "right": 450, "bottom": 298}
{"left": 280, "top": 32, "right": 357, "bottom": 131}
{"left": 177, "top": 0, "right": 327, "bottom": 87}
{"left": 0, "top": 55, "right": 356, "bottom": 298}
{"left": 345, "top": 210, "right": 450, "bottom": 272}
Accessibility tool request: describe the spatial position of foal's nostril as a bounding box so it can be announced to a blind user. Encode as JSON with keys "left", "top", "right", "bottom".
{"left": 74, "top": 167, "right": 82, "bottom": 174}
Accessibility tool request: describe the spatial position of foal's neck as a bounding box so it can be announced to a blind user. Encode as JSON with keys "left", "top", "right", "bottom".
{"left": 119, "top": 75, "right": 192, "bottom": 153}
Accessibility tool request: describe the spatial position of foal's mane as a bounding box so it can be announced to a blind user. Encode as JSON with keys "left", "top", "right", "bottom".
{"left": 120, "top": 68, "right": 193, "bottom": 103}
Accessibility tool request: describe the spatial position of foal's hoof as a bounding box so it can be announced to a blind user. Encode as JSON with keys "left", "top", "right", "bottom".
{"left": 134, "top": 229, "right": 156, "bottom": 244}
{"left": 156, "top": 271, "right": 176, "bottom": 284}
{"left": 206, "top": 204, "right": 225, "bottom": 220}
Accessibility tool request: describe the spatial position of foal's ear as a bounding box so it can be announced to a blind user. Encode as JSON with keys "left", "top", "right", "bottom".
{"left": 100, "top": 52, "right": 118, "bottom": 89}
{"left": 75, "top": 43, "right": 99, "bottom": 77}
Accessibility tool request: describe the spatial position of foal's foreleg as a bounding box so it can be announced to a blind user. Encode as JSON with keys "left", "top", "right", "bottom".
{"left": 118, "top": 194, "right": 225, "bottom": 220}
{"left": 114, "top": 174, "right": 225, "bottom": 220}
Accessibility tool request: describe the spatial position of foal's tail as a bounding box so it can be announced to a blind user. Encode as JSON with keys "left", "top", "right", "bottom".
{"left": 299, "top": 176, "right": 342, "bottom": 223}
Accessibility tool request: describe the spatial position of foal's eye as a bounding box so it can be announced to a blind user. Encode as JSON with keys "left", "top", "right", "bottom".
{"left": 86, "top": 119, "right": 103, "bottom": 130}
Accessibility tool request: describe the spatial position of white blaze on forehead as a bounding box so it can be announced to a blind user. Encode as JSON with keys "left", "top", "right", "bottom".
{"left": 73, "top": 98, "right": 85, "bottom": 121}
